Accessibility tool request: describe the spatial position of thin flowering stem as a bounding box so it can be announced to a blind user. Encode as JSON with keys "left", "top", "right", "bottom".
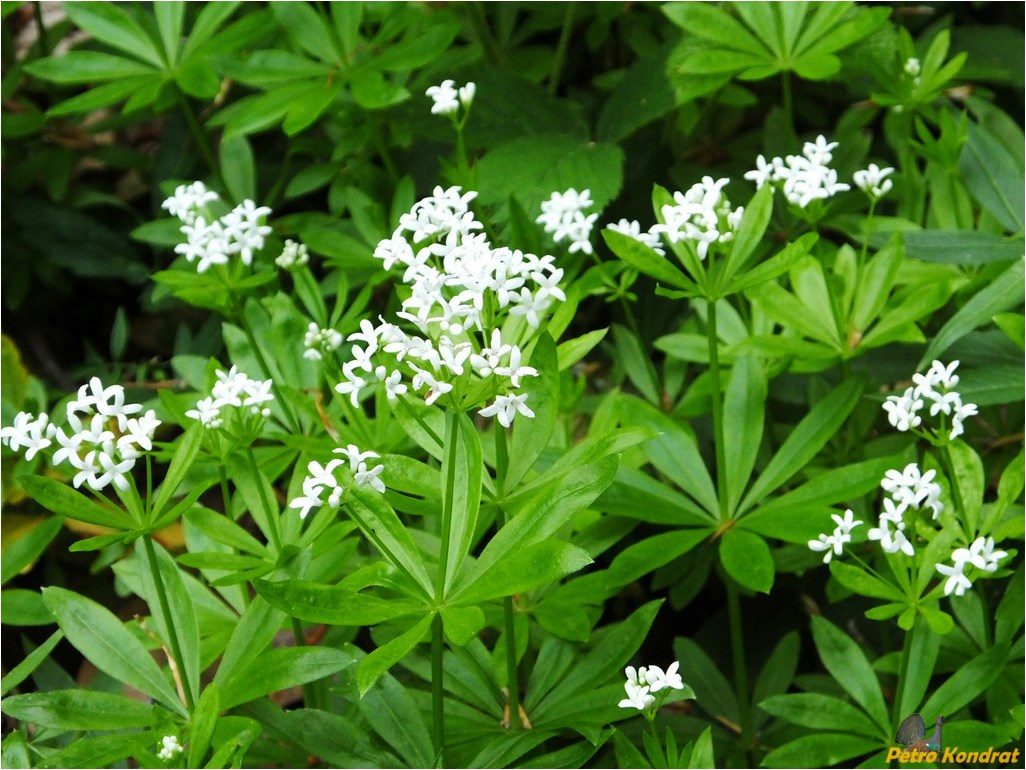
{"left": 173, "top": 86, "right": 223, "bottom": 189}
{"left": 431, "top": 612, "right": 445, "bottom": 765}
{"left": 234, "top": 313, "right": 303, "bottom": 435}
{"left": 706, "top": 299, "right": 729, "bottom": 519}
{"left": 726, "top": 580, "right": 752, "bottom": 764}
{"left": 142, "top": 534, "right": 195, "bottom": 711}
{"left": 494, "top": 426, "right": 521, "bottom": 728}
{"left": 547, "top": 2, "right": 576, "bottom": 96}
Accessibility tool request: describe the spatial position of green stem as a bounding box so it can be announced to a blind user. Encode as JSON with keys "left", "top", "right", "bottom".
{"left": 780, "top": 71, "right": 794, "bottom": 140}
{"left": 245, "top": 447, "right": 282, "bottom": 554}
{"left": 143, "top": 534, "right": 195, "bottom": 710}
{"left": 431, "top": 613, "right": 445, "bottom": 765}
{"left": 706, "top": 299, "right": 728, "bottom": 518}
{"left": 547, "top": 3, "right": 576, "bottom": 96}
{"left": 893, "top": 622, "right": 915, "bottom": 722}
{"left": 32, "top": 2, "right": 50, "bottom": 56}
{"left": 941, "top": 443, "right": 967, "bottom": 527}
{"left": 174, "top": 86, "right": 222, "bottom": 186}
{"left": 467, "top": 3, "right": 504, "bottom": 67}
{"left": 494, "top": 427, "right": 520, "bottom": 728}
{"left": 726, "top": 580, "right": 751, "bottom": 761}
{"left": 430, "top": 411, "right": 460, "bottom": 763}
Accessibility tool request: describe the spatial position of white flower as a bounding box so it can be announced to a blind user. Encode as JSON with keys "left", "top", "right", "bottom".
{"left": 649, "top": 177, "right": 741, "bottom": 259}
{"left": 458, "top": 82, "right": 476, "bottom": 106}
{"left": 354, "top": 461, "right": 386, "bottom": 493}
{"left": 867, "top": 516, "right": 915, "bottom": 556}
{"left": 853, "top": 164, "right": 894, "bottom": 199}
{"left": 809, "top": 508, "right": 863, "bottom": 564}
{"left": 157, "top": 734, "right": 184, "bottom": 761}
{"left": 831, "top": 509, "right": 863, "bottom": 536}
{"left": 303, "top": 322, "right": 343, "bottom": 361}
{"left": 161, "top": 182, "right": 218, "bottom": 224}
{"left": 606, "top": 218, "right": 666, "bottom": 256}
{"left": 618, "top": 681, "right": 655, "bottom": 711}
{"left": 426, "top": 79, "right": 460, "bottom": 115}
{"left": 883, "top": 386, "right": 923, "bottom": 432}
{"left": 936, "top": 561, "right": 972, "bottom": 596}
{"left": 883, "top": 361, "right": 977, "bottom": 442}
{"left": 479, "top": 393, "right": 535, "bottom": 428}
{"left": 645, "top": 661, "right": 685, "bottom": 692}
{"left": 744, "top": 136, "right": 850, "bottom": 209}
{"left": 276, "top": 239, "right": 309, "bottom": 269}
{"left": 537, "top": 188, "right": 597, "bottom": 255}
{"left": 970, "top": 536, "right": 1007, "bottom": 572}
{"left": 904, "top": 58, "right": 921, "bottom": 77}
{"left": 0, "top": 412, "right": 53, "bottom": 461}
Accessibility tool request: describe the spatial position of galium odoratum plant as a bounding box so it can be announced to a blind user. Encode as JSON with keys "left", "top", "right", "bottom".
{"left": 2, "top": 378, "right": 207, "bottom": 711}
{"left": 252, "top": 180, "right": 625, "bottom": 765}
{"left": 809, "top": 359, "right": 1016, "bottom": 634}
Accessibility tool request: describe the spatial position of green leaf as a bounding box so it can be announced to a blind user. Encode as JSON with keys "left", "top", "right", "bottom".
{"left": 1, "top": 630, "right": 63, "bottom": 696}
{"left": 24, "top": 51, "right": 155, "bottom": 83}
{"left": 810, "top": 615, "right": 888, "bottom": 733}
{"left": 36, "top": 733, "right": 155, "bottom": 770}
{"left": 440, "top": 412, "right": 483, "bottom": 595}
{"left": 921, "top": 642, "right": 1010, "bottom": 719}
{"left": 718, "top": 184, "right": 773, "bottom": 289}
{"left": 150, "top": 422, "right": 204, "bottom": 523}
{"left": 617, "top": 395, "right": 719, "bottom": 518}
{"left": 349, "top": 485, "right": 433, "bottom": 600}
{"left": 556, "top": 328, "right": 607, "bottom": 371}
{"left": 64, "top": 2, "right": 164, "bottom": 68}
{"left": 181, "top": 2, "right": 241, "bottom": 59}
{"left": 753, "top": 632, "right": 800, "bottom": 707}
{"left": 829, "top": 561, "right": 904, "bottom": 602}
{"left": 896, "top": 620, "right": 941, "bottom": 722}
{"left": 760, "top": 693, "right": 881, "bottom": 737}
{"left": 221, "top": 133, "right": 256, "bottom": 203}
{"left": 596, "top": 43, "right": 676, "bottom": 142}
{"left": 761, "top": 733, "right": 880, "bottom": 768}
{"left": 723, "top": 356, "right": 766, "bottom": 515}
{"left": 738, "top": 376, "right": 864, "bottom": 513}
{"left": 188, "top": 682, "right": 220, "bottom": 769}
{"left": 355, "top": 614, "right": 432, "bottom": 697}
{"left": 451, "top": 541, "right": 593, "bottom": 606}
{"left": 46, "top": 76, "right": 157, "bottom": 116}
{"left": 724, "top": 232, "right": 818, "bottom": 295}
{"left": 471, "top": 457, "right": 617, "bottom": 579}
{"left": 602, "top": 229, "right": 696, "bottom": 291}
{"left": 254, "top": 579, "right": 422, "bottom": 625}
{"left": 18, "top": 475, "right": 136, "bottom": 530}
{"left": 960, "top": 121, "right": 1025, "bottom": 232}
{"left": 604, "top": 529, "right": 708, "bottom": 589}
{"left": 476, "top": 135, "right": 624, "bottom": 215}
{"left": 0, "top": 690, "right": 153, "bottom": 731}
{"left": 663, "top": 2, "right": 769, "bottom": 55}
{"left": 41, "top": 587, "right": 184, "bottom": 714}
{"left": 359, "top": 665, "right": 434, "bottom": 768}
{"left": 674, "top": 636, "right": 737, "bottom": 724}
{"left": 0, "top": 589, "right": 52, "bottom": 627}
{"left": 350, "top": 67, "right": 409, "bottom": 110}
{"left": 213, "top": 597, "right": 283, "bottom": 691}
{"left": 719, "top": 528, "right": 774, "bottom": 593}
{"left": 153, "top": 1, "right": 184, "bottom": 65}
{"left": 946, "top": 439, "right": 984, "bottom": 534}
{"left": 372, "top": 20, "right": 460, "bottom": 71}
{"left": 919, "top": 259, "right": 1025, "bottom": 367}
{"left": 220, "top": 646, "right": 354, "bottom": 709}
{"left": 899, "top": 230, "right": 1024, "bottom": 265}
{"left": 612, "top": 323, "right": 661, "bottom": 404}
{"left": 270, "top": 2, "right": 338, "bottom": 63}
{"left": 184, "top": 506, "right": 268, "bottom": 556}
{"left": 1, "top": 516, "right": 63, "bottom": 585}
{"left": 440, "top": 605, "right": 485, "bottom": 646}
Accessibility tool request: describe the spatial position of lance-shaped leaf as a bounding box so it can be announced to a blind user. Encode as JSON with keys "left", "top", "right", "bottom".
{"left": 449, "top": 541, "right": 593, "bottom": 606}
{"left": 254, "top": 579, "right": 423, "bottom": 625}
{"left": 811, "top": 615, "right": 889, "bottom": 734}
{"left": 506, "top": 333, "right": 559, "bottom": 489}
{"left": 355, "top": 614, "right": 433, "bottom": 697}
{"left": 439, "top": 412, "right": 482, "bottom": 595}
{"left": 219, "top": 646, "right": 354, "bottom": 710}
{"left": 41, "top": 587, "right": 184, "bottom": 715}
{"left": 602, "top": 229, "right": 698, "bottom": 292}
{"left": 723, "top": 356, "right": 766, "bottom": 516}
{"left": 18, "top": 476, "right": 136, "bottom": 530}
{"left": 0, "top": 690, "right": 154, "bottom": 731}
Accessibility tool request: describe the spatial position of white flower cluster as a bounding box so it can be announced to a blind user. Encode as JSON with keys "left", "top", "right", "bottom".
{"left": 865, "top": 462, "right": 943, "bottom": 557}
{"left": 649, "top": 176, "right": 744, "bottom": 260}
{"left": 185, "top": 366, "right": 274, "bottom": 429}
{"left": 617, "top": 661, "right": 685, "bottom": 711}
{"left": 163, "top": 184, "right": 273, "bottom": 274}
{"left": 276, "top": 238, "right": 309, "bottom": 270}
{"left": 289, "top": 444, "right": 385, "bottom": 519}
{"left": 426, "top": 79, "right": 475, "bottom": 116}
{"left": 808, "top": 509, "right": 862, "bottom": 564}
{"left": 157, "top": 734, "right": 184, "bottom": 762}
{"left": 606, "top": 218, "right": 665, "bottom": 256}
{"left": 337, "top": 186, "right": 563, "bottom": 426}
{"left": 883, "top": 360, "right": 978, "bottom": 441}
{"left": 1, "top": 378, "right": 160, "bottom": 492}
{"left": 537, "top": 188, "right": 599, "bottom": 255}
{"left": 853, "top": 163, "right": 895, "bottom": 200}
{"left": 303, "top": 322, "right": 343, "bottom": 361}
{"left": 936, "top": 536, "right": 1006, "bottom": 596}
{"left": 744, "top": 135, "right": 851, "bottom": 209}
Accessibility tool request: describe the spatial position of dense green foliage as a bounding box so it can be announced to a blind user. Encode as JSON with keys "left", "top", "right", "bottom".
{"left": 1, "top": 2, "right": 1023, "bottom": 768}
